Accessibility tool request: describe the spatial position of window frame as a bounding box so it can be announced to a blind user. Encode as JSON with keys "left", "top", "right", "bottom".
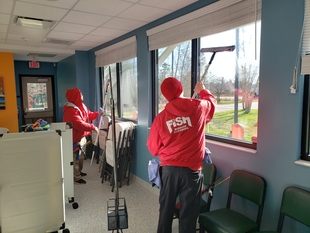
{"left": 301, "top": 75, "right": 310, "bottom": 161}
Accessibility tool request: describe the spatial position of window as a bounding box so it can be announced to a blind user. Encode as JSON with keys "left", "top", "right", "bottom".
{"left": 201, "top": 22, "right": 260, "bottom": 146}
{"left": 150, "top": 0, "right": 261, "bottom": 149}
{"left": 298, "top": 0, "right": 309, "bottom": 162}
{"left": 157, "top": 40, "right": 192, "bottom": 113}
{"left": 101, "top": 58, "right": 138, "bottom": 121}
{"left": 95, "top": 36, "right": 138, "bottom": 121}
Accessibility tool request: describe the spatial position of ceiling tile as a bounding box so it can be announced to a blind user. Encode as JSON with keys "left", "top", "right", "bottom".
{"left": 68, "top": 41, "right": 101, "bottom": 50}
{"left": 90, "top": 27, "right": 129, "bottom": 38}
{"left": 118, "top": 4, "right": 171, "bottom": 22}
{"left": 53, "top": 22, "right": 96, "bottom": 34}
{"left": 124, "top": 0, "right": 140, "bottom": 3}
{"left": 0, "top": 25, "right": 7, "bottom": 33}
{"left": 14, "top": 1, "right": 68, "bottom": 21}
{"left": 0, "top": 13, "right": 10, "bottom": 25}
{"left": 103, "top": 17, "right": 146, "bottom": 30}
{"left": 47, "top": 30, "right": 85, "bottom": 41}
{"left": 0, "top": 33, "right": 5, "bottom": 39}
{"left": 73, "top": 0, "right": 133, "bottom": 16}
{"left": 18, "top": 0, "right": 78, "bottom": 9}
{"left": 7, "top": 33, "right": 43, "bottom": 42}
{"left": 139, "top": 0, "right": 197, "bottom": 11}
{"left": 6, "top": 39, "right": 39, "bottom": 47}
{"left": 62, "top": 11, "right": 112, "bottom": 27}
{"left": 38, "top": 42, "right": 69, "bottom": 49}
{"left": 0, "top": 0, "right": 13, "bottom": 14}
{"left": 80, "top": 34, "right": 113, "bottom": 43}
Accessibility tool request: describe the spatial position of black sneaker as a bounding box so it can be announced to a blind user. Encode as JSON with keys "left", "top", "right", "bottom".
{"left": 80, "top": 172, "right": 87, "bottom": 176}
{"left": 75, "top": 179, "right": 86, "bottom": 184}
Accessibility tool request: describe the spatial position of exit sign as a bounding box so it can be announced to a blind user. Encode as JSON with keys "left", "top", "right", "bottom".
{"left": 29, "top": 61, "right": 40, "bottom": 68}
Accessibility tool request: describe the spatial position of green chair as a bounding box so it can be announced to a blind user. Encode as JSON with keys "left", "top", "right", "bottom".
{"left": 199, "top": 169, "right": 267, "bottom": 233}
{"left": 174, "top": 163, "right": 217, "bottom": 219}
{"left": 253, "top": 186, "right": 310, "bottom": 233}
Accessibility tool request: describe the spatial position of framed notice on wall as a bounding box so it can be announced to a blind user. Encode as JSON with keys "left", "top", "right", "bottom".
{"left": 0, "top": 77, "right": 5, "bottom": 110}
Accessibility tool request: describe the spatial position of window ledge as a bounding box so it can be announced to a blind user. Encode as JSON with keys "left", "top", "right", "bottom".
{"left": 206, "top": 139, "right": 257, "bottom": 154}
{"left": 295, "top": 160, "right": 310, "bottom": 168}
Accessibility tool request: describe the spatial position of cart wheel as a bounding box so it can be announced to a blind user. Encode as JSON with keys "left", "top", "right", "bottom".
{"left": 62, "top": 228, "right": 70, "bottom": 233}
{"left": 72, "top": 202, "right": 79, "bottom": 209}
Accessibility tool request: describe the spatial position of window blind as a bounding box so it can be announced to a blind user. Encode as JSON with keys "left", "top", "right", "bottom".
{"left": 95, "top": 36, "right": 137, "bottom": 67}
{"left": 301, "top": 0, "right": 310, "bottom": 74}
{"left": 303, "top": 0, "right": 310, "bottom": 54}
{"left": 146, "top": 0, "right": 261, "bottom": 51}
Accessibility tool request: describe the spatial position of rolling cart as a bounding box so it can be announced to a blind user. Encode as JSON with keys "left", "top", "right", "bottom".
{"left": 50, "top": 122, "right": 78, "bottom": 209}
{"left": 0, "top": 130, "right": 70, "bottom": 233}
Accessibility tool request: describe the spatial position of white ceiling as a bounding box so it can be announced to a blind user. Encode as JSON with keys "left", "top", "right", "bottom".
{"left": 0, "top": 0, "right": 197, "bottom": 62}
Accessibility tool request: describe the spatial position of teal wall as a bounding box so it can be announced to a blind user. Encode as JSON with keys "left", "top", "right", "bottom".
{"left": 56, "top": 55, "right": 76, "bottom": 121}
{"left": 206, "top": 0, "right": 307, "bottom": 231}
{"left": 12, "top": 0, "right": 309, "bottom": 231}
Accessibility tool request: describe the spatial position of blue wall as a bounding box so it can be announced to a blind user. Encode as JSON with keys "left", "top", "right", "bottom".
{"left": 206, "top": 0, "right": 307, "bottom": 231}
{"left": 13, "top": 0, "right": 309, "bottom": 231}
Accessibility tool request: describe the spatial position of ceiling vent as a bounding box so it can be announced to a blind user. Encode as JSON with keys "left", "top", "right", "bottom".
{"left": 27, "top": 53, "right": 57, "bottom": 58}
{"left": 43, "top": 38, "right": 73, "bottom": 45}
{"left": 14, "top": 16, "right": 56, "bottom": 29}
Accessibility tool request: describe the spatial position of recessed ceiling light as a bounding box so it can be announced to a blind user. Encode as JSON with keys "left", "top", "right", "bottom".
{"left": 15, "top": 16, "right": 55, "bottom": 29}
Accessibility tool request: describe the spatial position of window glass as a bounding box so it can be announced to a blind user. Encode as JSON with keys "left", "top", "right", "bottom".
{"left": 121, "top": 58, "right": 138, "bottom": 120}
{"left": 201, "top": 22, "right": 260, "bottom": 143}
{"left": 103, "top": 64, "right": 118, "bottom": 117}
{"left": 158, "top": 40, "right": 192, "bottom": 113}
{"left": 27, "top": 82, "right": 47, "bottom": 110}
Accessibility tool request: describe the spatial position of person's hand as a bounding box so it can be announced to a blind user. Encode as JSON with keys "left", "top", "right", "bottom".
{"left": 194, "top": 81, "right": 206, "bottom": 94}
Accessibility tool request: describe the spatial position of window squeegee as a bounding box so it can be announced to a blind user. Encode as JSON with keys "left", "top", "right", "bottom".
{"left": 193, "top": 45, "right": 235, "bottom": 98}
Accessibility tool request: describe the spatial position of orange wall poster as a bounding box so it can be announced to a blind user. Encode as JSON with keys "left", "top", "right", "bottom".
{"left": 0, "top": 77, "right": 5, "bottom": 110}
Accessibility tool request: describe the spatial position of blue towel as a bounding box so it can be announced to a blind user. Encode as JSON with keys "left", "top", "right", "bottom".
{"left": 203, "top": 147, "right": 212, "bottom": 164}
{"left": 148, "top": 158, "right": 162, "bottom": 188}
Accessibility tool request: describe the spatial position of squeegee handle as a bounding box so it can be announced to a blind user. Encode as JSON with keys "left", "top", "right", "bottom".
{"left": 192, "top": 52, "right": 216, "bottom": 98}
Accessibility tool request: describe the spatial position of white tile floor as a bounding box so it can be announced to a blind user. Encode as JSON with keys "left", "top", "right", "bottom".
{"left": 65, "top": 159, "right": 180, "bottom": 233}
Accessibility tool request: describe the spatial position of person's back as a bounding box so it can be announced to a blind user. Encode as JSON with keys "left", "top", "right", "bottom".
{"left": 147, "top": 77, "right": 216, "bottom": 233}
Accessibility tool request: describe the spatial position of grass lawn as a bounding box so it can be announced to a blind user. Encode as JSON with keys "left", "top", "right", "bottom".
{"left": 206, "top": 109, "right": 258, "bottom": 142}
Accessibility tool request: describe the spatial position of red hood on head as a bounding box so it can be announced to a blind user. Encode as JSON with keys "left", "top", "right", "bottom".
{"left": 66, "top": 88, "right": 82, "bottom": 106}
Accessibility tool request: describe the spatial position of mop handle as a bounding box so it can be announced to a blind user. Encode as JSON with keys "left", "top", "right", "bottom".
{"left": 214, "top": 176, "right": 230, "bottom": 188}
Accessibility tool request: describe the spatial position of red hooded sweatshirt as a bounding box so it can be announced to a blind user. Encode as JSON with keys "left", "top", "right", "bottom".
{"left": 63, "top": 88, "right": 98, "bottom": 144}
{"left": 147, "top": 90, "right": 216, "bottom": 171}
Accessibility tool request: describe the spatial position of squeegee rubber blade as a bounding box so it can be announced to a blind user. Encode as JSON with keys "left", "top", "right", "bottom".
{"left": 201, "top": 45, "right": 235, "bottom": 53}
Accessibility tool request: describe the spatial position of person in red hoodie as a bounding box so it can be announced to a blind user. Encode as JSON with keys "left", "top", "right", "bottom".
{"left": 63, "top": 88, "right": 99, "bottom": 184}
{"left": 147, "top": 77, "right": 216, "bottom": 233}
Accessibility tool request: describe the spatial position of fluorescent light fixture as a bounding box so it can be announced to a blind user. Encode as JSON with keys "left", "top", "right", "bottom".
{"left": 15, "top": 16, "right": 55, "bottom": 29}
{"left": 19, "top": 18, "right": 43, "bottom": 28}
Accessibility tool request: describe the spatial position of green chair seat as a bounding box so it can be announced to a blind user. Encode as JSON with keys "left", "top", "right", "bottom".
{"left": 199, "top": 208, "right": 258, "bottom": 233}
{"left": 199, "top": 169, "right": 267, "bottom": 233}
